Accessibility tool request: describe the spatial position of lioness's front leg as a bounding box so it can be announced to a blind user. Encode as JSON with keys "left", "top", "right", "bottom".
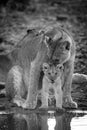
{"left": 6, "top": 66, "right": 26, "bottom": 107}
{"left": 22, "top": 61, "right": 41, "bottom": 109}
{"left": 63, "top": 60, "right": 77, "bottom": 108}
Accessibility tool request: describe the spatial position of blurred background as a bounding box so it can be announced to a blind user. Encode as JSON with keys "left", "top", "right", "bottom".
{"left": 0, "top": 0, "right": 87, "bottom": 107}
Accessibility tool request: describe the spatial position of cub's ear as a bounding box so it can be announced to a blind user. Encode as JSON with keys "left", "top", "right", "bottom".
{"left": 43, "top": 63, "right": 49, "bottom": 71}
{"left": 56, "top": 64, "right": 64, "bottom": 70}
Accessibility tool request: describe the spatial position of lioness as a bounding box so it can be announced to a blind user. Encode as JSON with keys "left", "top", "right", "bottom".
{"left": 5, "top": 25, "right": 77, "bottom": 109}
{"left": 40, "top": 63, "right": 63, "bottom": 108}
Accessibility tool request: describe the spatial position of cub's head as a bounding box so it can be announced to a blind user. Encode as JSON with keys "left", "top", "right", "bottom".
{"left": 42, "top": 62, "right": 64, "bottom": 83}
{"left": 44, "top": 26, "right": 75, "bottom": 64}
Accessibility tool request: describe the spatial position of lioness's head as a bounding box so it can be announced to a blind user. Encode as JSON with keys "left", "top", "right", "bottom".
{"left": 43, "top": 26, "right": 75, "bottom": 65}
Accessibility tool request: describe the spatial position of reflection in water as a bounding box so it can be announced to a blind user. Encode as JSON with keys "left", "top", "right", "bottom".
{"left": 47, "top": 111, "right": 56, "bottom": 130}
{"left": 14, "top": 113, "right": 39, "bottom": 130}
{"left": 0, "top": 110, "right": 87, "bottom": 130}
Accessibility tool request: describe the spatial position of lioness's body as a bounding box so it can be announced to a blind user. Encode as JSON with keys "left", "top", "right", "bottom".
{"left": 6, "top": 25, "right": 77, "bottom": 109}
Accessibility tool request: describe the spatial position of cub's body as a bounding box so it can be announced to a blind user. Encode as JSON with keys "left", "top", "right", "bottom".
{"left": 40, "top": 63, "right": 63, "bottom": 108}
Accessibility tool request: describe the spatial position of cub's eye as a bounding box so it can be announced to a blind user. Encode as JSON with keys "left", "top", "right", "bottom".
{"left": 55, "top": 72, "right": 57, "bottom": 75}
{"left": 65, "top": 41, "right": 70, "bottom": 50}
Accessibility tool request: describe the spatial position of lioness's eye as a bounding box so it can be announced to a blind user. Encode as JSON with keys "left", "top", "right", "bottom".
{"left": 46, "top": 37, "right": 52, "bottom": 43}
{"left": 55, "top": 72, "right": 57, "bottom": 75}
{"left": 65, "top": 41, "right": 70, "bottom": 50}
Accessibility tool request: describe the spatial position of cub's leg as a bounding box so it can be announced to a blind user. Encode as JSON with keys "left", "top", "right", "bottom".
{"left": 55, "top": 89, "right": 62, "bottom": 109}
{"left": 63, "top": 60, "right": 77, "bottom": 108}
{"left": 39, "top": 90, "right": 49, "bottom": 109}
{"left": 6, "top": 66, "right": 25, "bottom": 107}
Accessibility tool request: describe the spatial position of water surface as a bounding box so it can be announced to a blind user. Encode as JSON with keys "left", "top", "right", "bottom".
{"left": 0, "top": 110, "right": 87, "bottom": 130}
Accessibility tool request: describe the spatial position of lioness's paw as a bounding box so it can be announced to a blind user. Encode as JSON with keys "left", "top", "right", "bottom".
{"left": 63, "top": 96, "right": 78, "bottom": 109}
{"left": 63, "top": 101, "right": 77, "bottom": 109}
{"left": 22, "top": 101, "right": 37, "bottom": 109}
{"left": 13, "top": 97, "right": 25, "bottom": 107}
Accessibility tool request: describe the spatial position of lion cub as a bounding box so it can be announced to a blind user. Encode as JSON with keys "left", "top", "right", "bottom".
{"left": 40, "top": 63, "right": 64, "bottom": 109}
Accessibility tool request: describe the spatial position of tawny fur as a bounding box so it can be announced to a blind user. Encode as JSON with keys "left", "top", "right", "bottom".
{"left": 40, "top": 63, "right": 63, "bottom": 108}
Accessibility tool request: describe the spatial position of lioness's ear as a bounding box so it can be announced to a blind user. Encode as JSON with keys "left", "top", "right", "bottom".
{"left": 43, "top": 63, "right": 49, "bottom": 71}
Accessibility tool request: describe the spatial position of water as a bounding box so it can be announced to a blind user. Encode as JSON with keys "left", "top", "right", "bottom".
{"left": 0, "top": 110, "right": 87, "bottom": 130}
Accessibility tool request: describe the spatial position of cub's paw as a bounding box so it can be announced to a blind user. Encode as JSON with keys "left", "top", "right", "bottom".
{"left": 63, "top": 96, "right": 78, "bottom": 109}
{"left": 39, "top": 104, "right": 48, "bottom": 109}
{"left": 13, "top": 96, "right": 25, "bottom": 107}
